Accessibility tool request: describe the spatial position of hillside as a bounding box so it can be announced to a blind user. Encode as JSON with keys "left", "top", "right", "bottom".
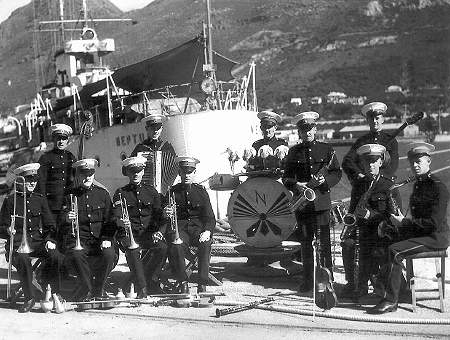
{"left": 0, "top": 0, "right": 449, "bottom": 111}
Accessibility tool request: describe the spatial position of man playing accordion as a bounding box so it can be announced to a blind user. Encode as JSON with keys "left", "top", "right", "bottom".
{"left": 112, "top": 156, "right": 168, "bottom": 297}
{"left": 131, "top": 114, "right": 175, "bottom": 156}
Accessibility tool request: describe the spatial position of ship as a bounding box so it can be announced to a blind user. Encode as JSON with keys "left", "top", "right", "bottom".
{"left": 4, "top": 0, "right": 261, "bottom": 218}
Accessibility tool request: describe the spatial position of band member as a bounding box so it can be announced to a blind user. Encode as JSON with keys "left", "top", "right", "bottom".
{"left": 283, "top": 111, "right": 342, "bottom": 292}
{"left": 165, "top": 156, "right": 215, "bottom": 293}
{"left": 368, "top": 142, "right": 449, "bottom": 314}
{"left": 247, "top": 110, "right": 289, "bottom": 173}
{"left": 130, "top": 114, "right": 176, "bottom": 156}
{"left": 341, "top": 144, "right": 399, "bottom": 300}
{"left": 0, "top": 163, "right": 64, "bottom": 312}
{"left": 60, "top": 159, "right": 116, "bottom": 300}
{"left": 112, "top": 156, "right": 167, "bottom": 297}
{"left": 37, "top": 124, "right": 77, "bottom": 222}
{"left": 342, "top": 102, "right": 399, "bottom": 183}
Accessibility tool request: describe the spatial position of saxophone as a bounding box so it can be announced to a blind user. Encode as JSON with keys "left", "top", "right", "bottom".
{"left": 168, "top": 189, "right": 183, "bottom": 245}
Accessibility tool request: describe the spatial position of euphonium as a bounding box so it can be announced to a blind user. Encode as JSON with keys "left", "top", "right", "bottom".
{"left": 119, "top": 193, "right": 139, "bottom": 250}
{"left": 16, "top": 176, "right": 32, "bottom": 254}
{"left": 70, "top": 194, "right": 83, "bottom": 250}
{"left": 168, "top": 190, "right": 183, "bottom": 245}
{"left": 288, "top": 184, "right": 316, "bottom": 213}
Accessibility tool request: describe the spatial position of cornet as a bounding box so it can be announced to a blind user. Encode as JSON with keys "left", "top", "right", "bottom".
{"left": 288, "top": 183, "right": 316, "bottom": 213}
{"left": 118, "top": 193, "right": 139, "bottom": 250}
{"left": 70, "top": 194, "right": 83, "bottom": 250}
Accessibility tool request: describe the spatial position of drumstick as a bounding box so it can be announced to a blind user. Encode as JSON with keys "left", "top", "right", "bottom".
{"left": 215, "top": 297, "right": 274, "bottom": 317}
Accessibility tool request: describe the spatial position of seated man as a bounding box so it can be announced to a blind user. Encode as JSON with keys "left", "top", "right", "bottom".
{"left": 246, "top": 110, "right": 288, "bottom": 174}
{"left": 112, "top": 156, "right": 167, "bottom": 297}
{"left": 368, "top": 142, "right": 449, "bottom": 314}
{"left": 0, "top": 163, "right": 64, "bottom": 313}
{"left": 60, "top": 159, "right": 116, "bottom": 300}
{"left": 165, "top": 156, "right": 216, "bottom": 293}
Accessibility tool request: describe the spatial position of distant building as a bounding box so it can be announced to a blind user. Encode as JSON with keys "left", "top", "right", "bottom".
{"left": 290, "top": 98, "right": 302, "bottom": 106}
{"left": 310, "top": 96, "right": 322, "bottom": 105}
{"left": 326, "top": 92, "right": 346, "bottom": 104}
{"left": 316, "top": 129, "right": 335, "bottom": 140}
{"left": 386, "top": 85, "right": 403, "bottom": 93}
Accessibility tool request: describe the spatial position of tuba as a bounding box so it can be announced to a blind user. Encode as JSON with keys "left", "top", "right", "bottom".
{"left": 70, "top": 194, "right": 83, "bottom": 250}
{"left": 118, "top": 193, "right": 139, "bottom": 250}
{"left": 168, "top": 189, "right": 183, "bottom": 245}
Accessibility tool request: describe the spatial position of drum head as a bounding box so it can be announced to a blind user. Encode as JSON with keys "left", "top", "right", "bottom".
{"left": 227, "top": 177, "right": 296, "bottom": 248}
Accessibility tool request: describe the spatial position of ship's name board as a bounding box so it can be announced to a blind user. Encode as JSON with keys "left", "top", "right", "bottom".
{"left": 116, "top": 133, "right": 145, "bottom": 147}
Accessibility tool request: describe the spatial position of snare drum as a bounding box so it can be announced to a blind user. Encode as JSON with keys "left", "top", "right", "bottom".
{"left": 227, "top": 177, "right": 296, "bottom": 248}
{"left": 209, "top": 173, "right": 241, "bottom": 191}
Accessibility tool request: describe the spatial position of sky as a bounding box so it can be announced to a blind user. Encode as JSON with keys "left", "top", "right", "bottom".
{"left": 0, "top": 0, "right": 155, "bottom": 24}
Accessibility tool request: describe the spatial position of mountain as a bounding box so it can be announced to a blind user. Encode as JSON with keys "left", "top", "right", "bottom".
{"left": 0, "top": 0, "right": 449, "bottom": 112}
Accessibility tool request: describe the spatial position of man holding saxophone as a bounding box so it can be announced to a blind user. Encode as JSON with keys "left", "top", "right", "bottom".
{"left": 0, "top": 163, "right": 64, "bottom": 312}
{"left": 60, "top": 159, "right": 116, "bottom": 300}
{"left": 368, "top": 142, "right": 449, "bottom": 314}
{"left": 283, "top": 111, "right": 342, "bottom": 292}
{"left": 340, "top": 144, "right": 399, "bottom": 301}
{"left": 164, "top": 156, "right": 216, "bottom": 294}
{"left": 112, "top": 156, "right": 167, "bottom": 297}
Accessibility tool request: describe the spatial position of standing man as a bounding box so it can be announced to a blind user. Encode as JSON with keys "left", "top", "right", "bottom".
{"left": 368, "top": 142, "right": 449, "bottom": 314}
{"left": 165, "top": 156, "right": 216, "bottom": 293}
{"left": 112, "top": 156, "right": 168, "bottom": 297}
{"left": 340, "top": 144, "right": 399, "bottom": 300}
{"left": 38, "top": 124, "right": 77, "bottom": 223}
{"left": 342, "top": 102, "right": 399, "bottom": 183}
{"left": 131, "top": 114, "right": 175, "bottom": 156}
{"left": 0, "top": 163, "right": 64, "bottom": 312}
{"left": 283, "top": 112, "right": 342, "bottom": 292}
{"left": 60, "top": 159, "right": 116, "bottom": 300}
{"left": 247, "top": 110, "right": 289, "bottom": 172}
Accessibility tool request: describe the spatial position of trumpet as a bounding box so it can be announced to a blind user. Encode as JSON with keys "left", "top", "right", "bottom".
{"left": 288, "top": 183, "right": 316, "bottom": 213}
{"left": 16, "top": 176, "right": 32, "bottom": 255}
{"left": 168, "top": 190, "right": 182, "bottom": 245}
{"left": 70, "top": 194, "right": 83, "bottom": 250}
{"left": 118, "top": 193, "right": 139, "bottom": 250}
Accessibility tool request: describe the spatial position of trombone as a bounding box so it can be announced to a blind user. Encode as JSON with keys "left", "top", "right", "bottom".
{"left": 118, "top": 193, "right": 139, "bottom": 250}
{"left": 7, "top": 176, "right": 33, "bottom": 299}
{"left": 70, "top": 194, "right": 83, "bottom": 250}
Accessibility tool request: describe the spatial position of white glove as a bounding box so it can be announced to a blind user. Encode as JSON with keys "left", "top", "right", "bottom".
{"left": 258, "top": 145, "right": 274, "bottom": 159}
{"left": 199, "top": 230, "right": 211, "bottom": 243}
{"left": 101, "top": 240, "right": 112, "bottom": 249}
{"left": 274, "top": 145, "right": 289, "bottom": 160}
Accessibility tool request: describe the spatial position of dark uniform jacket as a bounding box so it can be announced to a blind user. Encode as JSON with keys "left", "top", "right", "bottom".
{"left": 283, "top": 140, "right": 342, "bottom": 212}
{"left": 131, "top": 138, "right": 176, "bottom": 156}
{"left": 169, "top": 183, "right": 215, "bottom": 232}
{"left": 38, "top": 148, "right": 77, "bottom": 211}
{"left": 342, "top": 131, "right": 399, "bottom": 182}
{"left": 401, "top": 173, "right": 449, "bottom": 249}
{"left": 349, "top": 175, "right": 398, "bottom": 229}
{"left": 112, "top": 183, "right": 165, "bottom": 242}
{"left": 248, "top": 137, "right": 288, "bottom": 171}
{"left": 0, "top": 191, "right": 56, "bottom": 247}
{"left": 60, "top": 184, "right": 114, "bottom": 245}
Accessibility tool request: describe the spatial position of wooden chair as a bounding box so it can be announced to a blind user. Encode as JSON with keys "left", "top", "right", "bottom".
{"left": 405, "top": 249, "right": 447, "bottom": 313}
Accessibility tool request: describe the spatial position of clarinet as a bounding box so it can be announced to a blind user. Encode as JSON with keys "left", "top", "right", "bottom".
{"left": 215, "top": 297, "right": 274, "bottom": 317}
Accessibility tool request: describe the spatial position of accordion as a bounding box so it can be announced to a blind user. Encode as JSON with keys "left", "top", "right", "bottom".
{"left": 137, "top": 151, "right": 178, "bottom": 194}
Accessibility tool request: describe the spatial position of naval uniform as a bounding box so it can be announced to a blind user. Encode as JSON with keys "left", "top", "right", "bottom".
{"left": 342, "top": 131, "right": 399, "bottom": 182}
{"left": 167, "top": 183, "right": 216, "bottom": 285}
{"left": 131, "top": 138, "right": 176, "bottom": 156}
{"left": 342, "top": 174, "right": 399, "bottom": 295}
{"left": 60, "top": 184, "right": 116, "bottom": 296}
{"left": 112, "top": 183, "right": 167, "bottom": 292}
{"left": 0, "top": 191, "right": 64, "bottom": 299}
{"left": 248, "top": 137, "right": 288, "bottom": 172}
{"left": 381, "top": 173, "right": 449, "bottom": 303}
{"left": 283, "top": 140, "right": 342, "bottom": 286}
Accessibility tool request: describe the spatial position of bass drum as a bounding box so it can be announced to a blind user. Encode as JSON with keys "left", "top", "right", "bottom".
{"left": 227, "top": 177, "right": 296, "bottom": 248}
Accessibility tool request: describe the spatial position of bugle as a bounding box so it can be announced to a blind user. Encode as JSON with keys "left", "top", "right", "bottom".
{"left": 288, "top": 184, "right": 316, "bottom": 213}
{"left": 70, "top": 194, "right": 83, "bottom": 250}
{"left": 118, "top": 193, "right": 139, "bottom": 250}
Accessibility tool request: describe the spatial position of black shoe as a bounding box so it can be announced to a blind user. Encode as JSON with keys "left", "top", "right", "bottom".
{"left": 367, "top": 300, "right": 398, "bottom": 314}
{"left": 81, "top": 291, "right": 94, "bottom": 302}
{"left": 298, "top": 281, "right": 313, "bottom": 293}
{"left": 179, "top": 281, "right": 190, "bottom": 294}
{"left": 95, "top": 289, "right": 108, "bottom": 299}
{"left": 148, "top": 281, "right": 164, "bottom": 295}
{"left": 18, "top": 298, "right": 35, "bottom": 313}
{"left": 339, "top": 283, "right": 355, "bottom": 298}
{"left": 137, "top": 287, "right": 148, "bottom": 299}
{"left": 197, "top": 284, "right": 207, "bottom": 293}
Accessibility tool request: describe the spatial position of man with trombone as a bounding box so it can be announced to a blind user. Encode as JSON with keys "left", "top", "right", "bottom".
{"left": 282, "top": 111, "right": 342, "bottom": 292}
{"left": 112, "top": 156, "right": 168, "bottom": 297}
{"left": 0, "top": 163, "right": 64, "bottom": 312}
{"left": 164, "top": 156, "right": 216, "bottom": 294}
{"left": 60, "top": 159, "right": 116, "bottom": 300}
